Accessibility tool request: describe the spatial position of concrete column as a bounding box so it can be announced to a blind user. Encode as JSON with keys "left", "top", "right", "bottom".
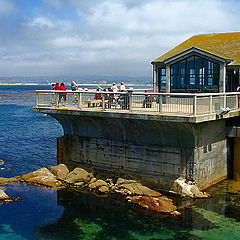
{"left": 166, "top": 64, "right": 171, "bottom": 93}
{"left": 219, "top": 63, "right": 226, "bottom": 93}
{"left": 153, "top": 64, "right": 158, "bottom": 92}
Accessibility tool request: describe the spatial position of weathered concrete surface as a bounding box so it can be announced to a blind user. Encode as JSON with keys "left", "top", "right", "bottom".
{"left": 47, "top": 111, "right": 229, "bottom": 191}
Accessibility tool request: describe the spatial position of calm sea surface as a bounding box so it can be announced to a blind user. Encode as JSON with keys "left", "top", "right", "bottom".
{"left": 0, "top": 85, "right": 240, "bottom": 240}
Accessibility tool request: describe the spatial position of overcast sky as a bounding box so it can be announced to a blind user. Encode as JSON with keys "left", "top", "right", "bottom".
{"left": 0, "top": 0, "right": 240, "bottom": 78}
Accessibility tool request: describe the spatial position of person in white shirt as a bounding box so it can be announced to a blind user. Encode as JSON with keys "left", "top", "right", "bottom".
{"left": 120, "top": 82, "right": 126, "bottom": 92}
{"left": 111, "top": 83, "right": 118, "bottom": 92}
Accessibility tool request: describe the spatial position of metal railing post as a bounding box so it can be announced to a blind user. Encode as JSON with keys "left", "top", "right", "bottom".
{"left": 224, "top": 94, "right": 226, "bottom": 108}
{"left": 209, "top": 95, "right": 213, "bottom": 113}
{"left": 102, "top": 94, "right": 105, "bottom": 111}
{"left": 78, "top": 92, "right": 82, "bottom": 109}
{"left": 236, "top": 94, "right": 239, "bottom": 109}
{"left": 129, "top": 93, "right": 133, "bottom": 112}
{"left": 193, "top": 95, "right": 197, "bottom": 116}
{"left": 158, "top": 94, "right": 162, "bottom": 113}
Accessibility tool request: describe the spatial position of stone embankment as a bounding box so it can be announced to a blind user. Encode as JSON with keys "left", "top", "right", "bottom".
{"left": 0, "top": 164, "right": 209, "bottom": 214}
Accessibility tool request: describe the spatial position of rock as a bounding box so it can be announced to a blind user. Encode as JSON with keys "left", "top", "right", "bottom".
{"left": 0, "top": 177, "right": 20, "bottom": 184}
{"left": 74, "top": 182, "right": 85, "bottom": 187}
{"left": 21, "top": 168, "right": 63, "bottom": 188}
{"left": 99, "top": 186, "right": 109, "bottom": 193}
{"left": 65, "top": 168, "right": 91, "bottom": 184}
{"left": 170, "top": 177, "right": 209, "bottom": 198}
{"left": 105, "top": 178, "right": 113, "bottom": 185}
{"left": 0, "top": 189, "right": 10, "bottom": 200}
{"left": 49, "top": 164, "right": 69, "bottom": 180}
{"left": 117, "top": 179, "right": 161, "bottom": 197}
{"left": 88, "top": 179, "right": 108, "bottom": 189}
{"left": 89, "top": 178, "right": 97, "bottom": 184}
{"left": 190, "top": 185, "right": 209, "bottom": 198}
{"left": 127, "top": 195, "right": 179, "bottom": 215}
{"left": 116, "top": 178, "right": 138, "bottom": 185}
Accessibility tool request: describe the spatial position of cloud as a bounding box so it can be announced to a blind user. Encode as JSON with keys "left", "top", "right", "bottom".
{"left": 0, "top": 0, "right": 240, "bottom": 77}
{"left": 0, "top": 0, "right": 16, "bottom": 17}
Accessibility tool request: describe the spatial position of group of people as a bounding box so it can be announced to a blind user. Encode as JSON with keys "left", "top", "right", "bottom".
{"left": 51, "top": 82, "right": 67, "bottom": 106}
{"left": 51, "top": 81, "right": 79, "bottom": 106}
{"left": 93, "top": 82, "right": 133, "bottom": 109}
{"left": 50, "top": 81, "right": 135, "bottom": 108}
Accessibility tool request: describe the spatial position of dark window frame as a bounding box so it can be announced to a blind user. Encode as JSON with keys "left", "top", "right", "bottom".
{"left": 170, "top": 55, "right": 220, "bottom": 93}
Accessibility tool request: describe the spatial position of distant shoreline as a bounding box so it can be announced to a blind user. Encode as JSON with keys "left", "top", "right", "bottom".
{"left": 0, "top": 83, "right": 152, "bottom": 86}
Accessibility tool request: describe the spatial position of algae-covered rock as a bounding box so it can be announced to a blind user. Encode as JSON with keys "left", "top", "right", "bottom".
{"left": 49, "top": 164, "right": 69, "bottom": 180}
{"left": 65, "top": 168, "right": 91, "bottom": 184}
{"left": 127, "top": 195, "right": 180, "bottom": 215}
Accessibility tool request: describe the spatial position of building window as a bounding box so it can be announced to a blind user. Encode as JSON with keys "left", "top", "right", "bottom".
{"left": 158, "top": 68, "right": 166, "bottom": 91}
{"left": 170, "top": 55, "right": 220, "bottom": 92}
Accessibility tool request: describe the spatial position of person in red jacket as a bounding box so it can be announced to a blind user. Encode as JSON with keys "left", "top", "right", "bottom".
{"left": 58, "top": 82, "right": 67, "bottom": 106}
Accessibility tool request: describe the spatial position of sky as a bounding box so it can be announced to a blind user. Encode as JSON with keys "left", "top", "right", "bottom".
{"left": 0, "top": 0, "right": 240, "bottom": 78}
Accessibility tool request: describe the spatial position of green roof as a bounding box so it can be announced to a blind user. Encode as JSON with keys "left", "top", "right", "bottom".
{"left": 152, "top": 32, "right": 240, "bottom": 66}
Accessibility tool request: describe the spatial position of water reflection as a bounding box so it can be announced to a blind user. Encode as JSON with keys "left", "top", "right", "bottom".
{"left": 1, "top": 180, "right": 240, "bottom": 240}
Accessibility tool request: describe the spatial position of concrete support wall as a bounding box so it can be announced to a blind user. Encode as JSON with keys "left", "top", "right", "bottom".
{"left": 50, "top": 113, "right": 228, "bottom": 191}
{"left": 193, "top": 120, "right": 227, "bottom": 189}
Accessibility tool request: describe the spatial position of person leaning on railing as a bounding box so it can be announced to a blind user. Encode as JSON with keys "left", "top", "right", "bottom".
{"left": 57, "top": 82, "right": 67, "bottom": 106}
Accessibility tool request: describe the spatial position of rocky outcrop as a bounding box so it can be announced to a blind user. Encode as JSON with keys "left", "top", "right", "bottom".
{"left": 49, "top": 164, "right": 69, "bottom": 180}
{"left": 21, "top": 168, "right": 63, "bottom": 189}
{"left": 0, "top": 177, "right": 20, "bottom": 184}
{"left": 170, "top": 177, "right": 210, "bottom": 198}
{"left": 0, "top": 164, "right": 184, "bottom": 215}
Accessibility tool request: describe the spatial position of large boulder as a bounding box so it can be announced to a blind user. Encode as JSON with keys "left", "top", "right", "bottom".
{"left": 116, "top": 178, "right": 161, "bottom": 197}
{"left": 21, "top": 168, "right": 63, "bottom": 188}
{"left": 65, "top": 168, "right": 92, "bottom": 184}
{"left": 127, "top": 195, "right": 180, "bottom": 215}
{"left": 49, "top": 164, "right": 69, "bottom": 180}
{"left": 170, "top": 177, "right": 209, "bottom": 198}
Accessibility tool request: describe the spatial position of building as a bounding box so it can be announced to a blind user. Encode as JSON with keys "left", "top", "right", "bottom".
{"left": 152, "top": 32, "right": 240, "bottom": 93}
{"left": 34, "top": 32, "right": 240, "bottom": 192}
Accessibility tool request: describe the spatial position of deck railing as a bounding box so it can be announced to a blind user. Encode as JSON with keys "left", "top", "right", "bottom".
{"left": 35, "top": 90, "right": 239, "bottom": 116}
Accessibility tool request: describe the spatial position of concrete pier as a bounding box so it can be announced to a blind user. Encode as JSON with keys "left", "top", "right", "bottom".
{"left": 34, "top": 104, "right": 240, "bottom": 191}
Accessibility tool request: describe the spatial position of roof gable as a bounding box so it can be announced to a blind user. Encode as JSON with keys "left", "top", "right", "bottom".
{"left": 152, "top": 32, "right": 240, "bottom": 66}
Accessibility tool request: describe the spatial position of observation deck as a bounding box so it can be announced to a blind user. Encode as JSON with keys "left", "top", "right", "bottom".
{"left": 33, "top": 90, "right": 240, "bottom": 191}
{"left": 34, "top": 90, "right": 240, "bottom": 123}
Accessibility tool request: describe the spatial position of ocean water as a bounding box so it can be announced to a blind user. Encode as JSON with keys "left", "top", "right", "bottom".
{"left": 1, "top": 85, "right": 240, "bottom": 240}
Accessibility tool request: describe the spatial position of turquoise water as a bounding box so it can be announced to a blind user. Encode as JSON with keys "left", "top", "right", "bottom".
{"left": 0, "top": 85, "right": 240, "bottom": 240}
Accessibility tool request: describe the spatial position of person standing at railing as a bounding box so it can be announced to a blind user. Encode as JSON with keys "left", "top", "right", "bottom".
{"left": 71, "top": 81, "right": 78, "bottom": 104}
{"left": 58, "top": 82, "right": 67, "bottom": 106}
{"left": 120, "top": 82, "right": 126, "bottom": 92}
{"left": 53, "top": 82, "right": 60, "bottom": 90}
{"left": 50, "top": 82, "right": 60, "bottom": 105}
{"left": 111, "top": 83, "right": 118, "bottom": 92}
